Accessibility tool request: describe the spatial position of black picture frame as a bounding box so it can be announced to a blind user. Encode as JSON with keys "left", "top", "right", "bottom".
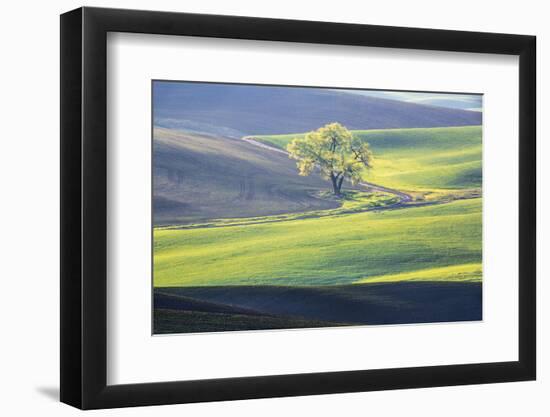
{"left": 60, "top": 6, "right": 536, "bottom": 410}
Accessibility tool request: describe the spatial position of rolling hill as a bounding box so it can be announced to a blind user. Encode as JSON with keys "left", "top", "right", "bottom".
{"left": 256, "top": 125, "right": 482, "bottom": 192}
{"left": 154, "top": 199, "right": 482, "bottom": 287}
{"left": 154, "top": 127, "right": 360, "bottom": 225}
{"left": 153, "top": 196, "right": 482, "bottom": 332}
{"left": 154, "top": 281, "right": 482, "bottom": 333}
{"left": 153, "top": 81, "right": 482, "bottom": 137}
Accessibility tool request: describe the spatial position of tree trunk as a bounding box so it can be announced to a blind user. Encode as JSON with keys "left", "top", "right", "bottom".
{"left": 330, "top": 173, "right": 343, "bottom": 196}
{"left": 337, "top": 176, "right": 344, "bottom": 194}
{"left": 330, "top": 174, "right": 341, "bottom": 196}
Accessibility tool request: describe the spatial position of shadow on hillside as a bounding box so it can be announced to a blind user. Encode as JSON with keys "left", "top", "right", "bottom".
{"left": 153, "top": 281, "right": 482, "bottom": 334}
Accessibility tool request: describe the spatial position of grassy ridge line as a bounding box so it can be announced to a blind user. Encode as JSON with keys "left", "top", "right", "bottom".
{"left": 154, "top": 198, "right": 481, "bottom": 287}
{"left": 355, "top": 263, "right": 481, "bottom": 283}
{"left": 254, "top": 125, "right": 482, "bottom": 192}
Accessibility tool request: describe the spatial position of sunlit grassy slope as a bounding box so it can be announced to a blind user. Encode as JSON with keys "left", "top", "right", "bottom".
{"left": 355, "top": 263, "right": 481, "bottom": 284}
{"left": 154, "top": 198, "right": 481, "bottom": 287}
{"left": 254, "top": 125, "right": 482, "bottom": 192}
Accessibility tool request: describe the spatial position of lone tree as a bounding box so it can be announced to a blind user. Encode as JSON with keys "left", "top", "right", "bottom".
{"left": 287, "top": 122, "right": 373, "bottom": 196}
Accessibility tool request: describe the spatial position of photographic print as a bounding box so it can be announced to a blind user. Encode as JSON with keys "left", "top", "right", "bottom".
{"left": 152, "top": 81, "right": 483, "bottom": 335}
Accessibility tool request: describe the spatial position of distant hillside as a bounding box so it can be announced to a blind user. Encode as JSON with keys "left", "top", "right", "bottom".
{"left": 341, "top": 90, "right": 483, "bottom": 111}
{"left": 153, "top": 82, "right": 482, "bottom": 137}
{"left": 153, "top": 128, "right": 348, "bottom": 225}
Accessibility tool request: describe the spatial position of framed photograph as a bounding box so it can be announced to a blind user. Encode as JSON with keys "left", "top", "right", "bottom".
{"left": 60, "top": 7, "right": 536, "bottom": 409}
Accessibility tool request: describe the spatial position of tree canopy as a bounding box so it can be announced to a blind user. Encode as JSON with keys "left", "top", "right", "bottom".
{"left": 287, "top": 122, "right": 373, "bottom": 195}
